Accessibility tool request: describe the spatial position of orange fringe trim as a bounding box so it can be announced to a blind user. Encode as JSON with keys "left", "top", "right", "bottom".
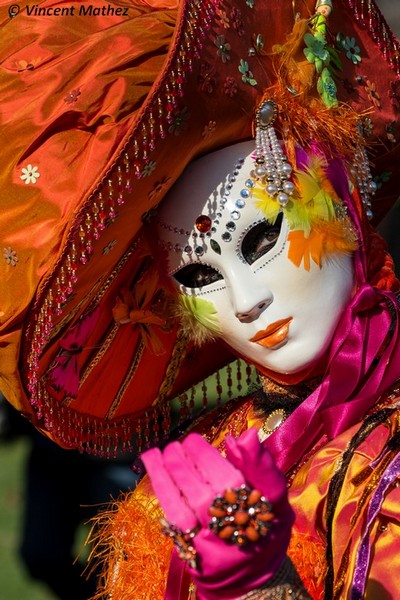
{"left": 260, "top": 83, "right": 367, "bottom": 169}
{"left": 88, "top": 479, "right": 172, "bottom": 600}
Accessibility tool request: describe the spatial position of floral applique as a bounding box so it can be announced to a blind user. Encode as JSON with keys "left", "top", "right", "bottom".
{"left": 361, "top": 118, "right": 374, "bottom": 137}
{"left": 20, "top": 164, "right": 40, "bottom": 184}
{"left": 148, "top": 177, "right": 171, "bottom": 202}
{"left": 389, "top": 80, "right": 400, "bottom": 111}
{"left": 364, "top": 79, "right": 382, "bottom": 110}
{"left": 16, "top": 58, "right": 42, "bottom": 71}
{"left": 386, "top": 122, "right": 397, "bottom": 144}
{"left": 303, "top": 24, "right": 341, "bottom": 108}
{"left": 168, "top": 107, "right": 190, "bottom": 135}
{"left": 304, "top": 33, "right": 329, "bottom": 72}
{"left": 202, "top": 121, "right": 217, "bottom": 138}
{"left": 246, "top": 0, "right": 254, "bottom": 7}
{"left": 103, "top": 240, "right": 118, "bottom": 255}
{"left": 224, "top": 77, "right": 238, "bottom": 97}
{"left": 214, "top": 35, "right": 231, "bottom": 63}
{"left": 105, "top": 213, "right": 120, "bottom": 228}
{"left": 64, "top": 89, "right": 81, "bottom": 104}
{"left": 230, "top": 7, "right": 244, "bottom": 36}
{"left": 141, "top": 161, "right": 157, "bottom": 178}
{"left": 216, "top": 8, "right": 229, "bottom": 29}
{"left": 317, "top": 69, "right": 337, "bottom": 108}
{"left": 198, "top": 63, "right": 217, "bottom": 94}
{"left": 3, "top": 247, "right": 18, "bottom": 266}
{"left": 340, "top": 36, "right": 362, "bottom": 65}
{"left": 238, "top": 60, "right": 257, "bottom": 86}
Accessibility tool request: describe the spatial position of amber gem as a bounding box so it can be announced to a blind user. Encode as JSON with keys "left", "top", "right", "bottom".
{"left": 195, "top": 214, "right": 212, "bottom": 233}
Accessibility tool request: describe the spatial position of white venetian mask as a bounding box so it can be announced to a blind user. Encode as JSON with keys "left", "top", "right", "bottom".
{"left": 155, "top": 140, "right": 355, "bottom": 374}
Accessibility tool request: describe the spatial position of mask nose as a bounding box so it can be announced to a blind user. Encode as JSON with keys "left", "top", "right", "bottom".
{"left": 236, "top": 299, "right": 270, "bottom": 323}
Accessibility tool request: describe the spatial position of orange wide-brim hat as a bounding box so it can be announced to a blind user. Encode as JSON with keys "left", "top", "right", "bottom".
{"left": 0, "top": 0, "right": 399, "bottom": 453}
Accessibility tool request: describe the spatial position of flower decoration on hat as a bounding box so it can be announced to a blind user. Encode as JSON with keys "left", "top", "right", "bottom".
{"left": 304, "top": 2, "right": 343, "bottom": 108}
{"left": 3, "top": 246, "right": 18, "bottom": 267}
{"left": 20, "top": 164, "right": 40, "bottom": 185}
{"left": 303, "top": 33, "right": 330, "bottom": 73}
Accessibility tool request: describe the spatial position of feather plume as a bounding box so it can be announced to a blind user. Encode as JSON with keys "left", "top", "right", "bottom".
{"left": 314, "top": 219, "right": 359, "bottom": 255}
{"left": 288, "top": 219, "right": 358, "bottom": 271}
{"left": 272, "top": 18, "right": 316, "bottom": 97}
{"left": 287, "top": 229, "right": 325, "bottom": 271}
{"left": 253, "top": 188, "right": 282, "bottom": 224}
{"left": 175, "top": 294, "right": 221, "bottom": 346}
{"left": 289, "top": 154, "right": 337, "bottom": 234}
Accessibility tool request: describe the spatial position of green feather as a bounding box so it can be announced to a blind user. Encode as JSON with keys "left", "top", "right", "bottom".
{"left": 177, "top": 294, "right": 221, "bottom": 346}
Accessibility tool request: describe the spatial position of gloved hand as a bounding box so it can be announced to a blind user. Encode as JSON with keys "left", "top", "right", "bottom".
{"left": 141, "top": 428, "right": 294, "bottom": 600}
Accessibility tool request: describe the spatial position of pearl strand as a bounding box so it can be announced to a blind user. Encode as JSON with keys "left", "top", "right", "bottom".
{"left": 253, "top": 100, "right": 295, "bottom": 208}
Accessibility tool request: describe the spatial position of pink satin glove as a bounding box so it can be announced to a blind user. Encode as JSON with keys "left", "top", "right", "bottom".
{"left": 141, "top": 428, "right": 294, "bottom": 600}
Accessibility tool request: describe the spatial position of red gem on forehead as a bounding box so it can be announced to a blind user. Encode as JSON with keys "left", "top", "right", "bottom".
{"left": 195, "top": 215, "right": 212, "bottom": 233}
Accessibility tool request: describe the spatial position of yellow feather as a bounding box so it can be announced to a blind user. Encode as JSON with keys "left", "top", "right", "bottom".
{"left": 294, "top": 168, "right": 321, "bottom": 204}
{"left": 285, "top": 202, "right": 313, "bottom": 236}
{"left": 253, "top": 187, "right": 281, "bottom": 224}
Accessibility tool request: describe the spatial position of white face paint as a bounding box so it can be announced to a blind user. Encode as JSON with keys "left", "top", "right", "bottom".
{"left": 156, "top": 141, "right": 355, "bottom": 374}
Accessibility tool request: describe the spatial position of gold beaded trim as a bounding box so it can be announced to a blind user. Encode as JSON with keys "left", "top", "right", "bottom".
{"left": 106, "top": 339, "right": 145, "bottom": 420}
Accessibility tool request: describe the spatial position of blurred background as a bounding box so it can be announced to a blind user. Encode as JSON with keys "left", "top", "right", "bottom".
{"left": 376, "top": 4, "right": 400, "bottom": 272}
{"left": 377, "top": 0, "right": 400, "bottom": 34}
{"left": 0, "top": 3, "right": 398, "bottom": 600}
{"left": 0, "top": 398, "right": 137, "bottom": 600}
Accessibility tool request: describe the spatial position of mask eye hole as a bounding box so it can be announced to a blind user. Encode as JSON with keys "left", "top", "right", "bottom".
{"left": 241, "top": 213, "right": 283, "bottom": 265}
{"left": 173, "top": 263, "right": 223, "bottom": 289}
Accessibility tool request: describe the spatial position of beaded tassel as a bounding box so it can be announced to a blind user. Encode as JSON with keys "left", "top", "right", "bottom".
{"left": 253, "top": 100, "right": 295, "bottom": 208}
{"left": 353, "top": 144, "right": 377, "bottom": 220}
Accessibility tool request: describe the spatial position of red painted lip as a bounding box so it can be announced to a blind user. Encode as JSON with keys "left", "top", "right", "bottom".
{"left": 249, "top": 318, "right": 293, "bottom": 349}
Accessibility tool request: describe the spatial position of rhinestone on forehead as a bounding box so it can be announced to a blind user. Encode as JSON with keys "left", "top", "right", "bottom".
{"left": 158, "top": 156, "right": 252, "bottom": 258}
{"left": 158, "top": 114, "right": 299, "bottom": 260}
{"left": 195, "top": 215, "right": 212, "bottom": 233}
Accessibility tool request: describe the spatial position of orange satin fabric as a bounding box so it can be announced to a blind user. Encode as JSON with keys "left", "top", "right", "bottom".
{"left": 289, "top": 410, "right": 400, "bottom": 599}
{"left": 0, "top": 0, "right": 177, "bottom": 407}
